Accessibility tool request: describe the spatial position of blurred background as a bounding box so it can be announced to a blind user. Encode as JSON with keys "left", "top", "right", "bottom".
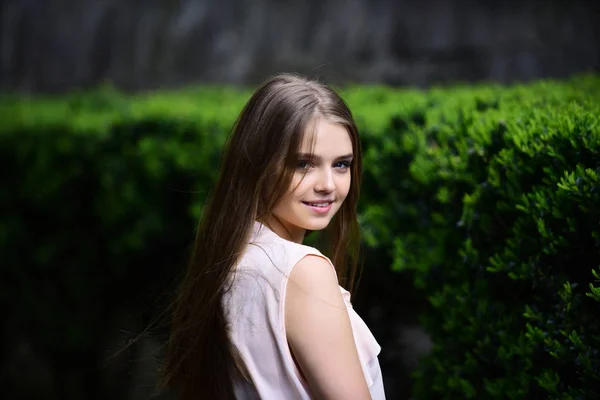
{"left": 1, "top": 1, "right": 599, "bottom": 400}
{"left": 2, "top": 0, "right": 599, "bottom": 93}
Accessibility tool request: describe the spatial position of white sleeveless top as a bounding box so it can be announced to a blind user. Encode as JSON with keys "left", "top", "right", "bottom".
{"left": 223, "top": 222, "right": 385, "bottom": 399}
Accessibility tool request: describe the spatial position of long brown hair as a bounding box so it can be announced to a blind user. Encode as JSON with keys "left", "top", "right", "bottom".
{"left": 157, "top": 73, "right": 364, "bottom": 399}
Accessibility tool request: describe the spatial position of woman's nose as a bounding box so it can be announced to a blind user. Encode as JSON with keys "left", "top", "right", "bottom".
{"left": 315, "top": 169, "right": 335, "bottom": 192}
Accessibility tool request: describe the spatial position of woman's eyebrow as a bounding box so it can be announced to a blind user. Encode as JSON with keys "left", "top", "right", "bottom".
{"left": 296, "top": 153, "right": 354, "bottom": 161}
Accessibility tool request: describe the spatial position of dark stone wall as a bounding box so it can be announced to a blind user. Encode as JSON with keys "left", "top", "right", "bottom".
{"left": 1, "top": 0, "right": 599, "bottom": 93}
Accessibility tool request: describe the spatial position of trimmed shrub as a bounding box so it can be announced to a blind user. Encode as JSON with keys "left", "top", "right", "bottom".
{"left": 357, "top": 76, "right": 600, "bottom": 399}
{"left": 1, "top": 74, "right": 599, "bottom": 399}
{"left": 0, "top": 88, "right": 240, "bottom": 397}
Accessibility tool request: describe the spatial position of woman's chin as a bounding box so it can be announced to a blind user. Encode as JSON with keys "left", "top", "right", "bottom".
{"left": 302, "top": 218, "right": 332, "bottom": 232}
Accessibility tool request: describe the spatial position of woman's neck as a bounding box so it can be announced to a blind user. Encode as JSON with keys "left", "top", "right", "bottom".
{"left": 260, "top": 216, "right": 305, "bottom": 244}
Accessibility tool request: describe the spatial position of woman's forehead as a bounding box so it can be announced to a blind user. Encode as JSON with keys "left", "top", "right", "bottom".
{"left": 298, "top": 119, "right": 353, "bottom": 155}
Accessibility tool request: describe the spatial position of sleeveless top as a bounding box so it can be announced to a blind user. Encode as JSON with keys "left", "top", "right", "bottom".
{"left": 223, "top": 222, "right": 385, "bottom": 399}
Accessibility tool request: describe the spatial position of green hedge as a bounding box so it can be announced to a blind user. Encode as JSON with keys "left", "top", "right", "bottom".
{"left": 356, "top": 76, "right": 600, "bottom": 399}
{"left": 1, "top": 74, "right": 599, "bottom": 399}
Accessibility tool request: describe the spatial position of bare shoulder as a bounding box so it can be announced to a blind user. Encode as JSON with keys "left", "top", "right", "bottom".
{"left": 287, "top": 254, "right": 341, "bottom": 303}
{"left": 285, "top": 254, "right": 371, "bottom": 400}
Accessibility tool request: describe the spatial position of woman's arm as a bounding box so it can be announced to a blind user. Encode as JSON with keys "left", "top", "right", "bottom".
{"left": 285, "top": 255, "right": 372, "bottom": 400}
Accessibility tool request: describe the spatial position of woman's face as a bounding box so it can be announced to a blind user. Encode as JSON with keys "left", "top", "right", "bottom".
{"left": 267, "top": 119, "right": 354, "bottom": 243}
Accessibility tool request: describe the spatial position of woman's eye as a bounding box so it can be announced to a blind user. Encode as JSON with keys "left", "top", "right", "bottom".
{"left": 297, "top": 160, "right": 311, "bottom": 170}
{"left": 335, "top": 161, "right": 351, "bottom": 169}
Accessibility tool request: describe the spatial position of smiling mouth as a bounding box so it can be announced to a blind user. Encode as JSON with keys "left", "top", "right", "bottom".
{"left": 302, "top": 201, "right": 333, "bottom": 207}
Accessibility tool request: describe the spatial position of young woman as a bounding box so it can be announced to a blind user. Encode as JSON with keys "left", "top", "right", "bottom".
{"left": 157, "top": 73, "right": 384, "bottom": 399}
